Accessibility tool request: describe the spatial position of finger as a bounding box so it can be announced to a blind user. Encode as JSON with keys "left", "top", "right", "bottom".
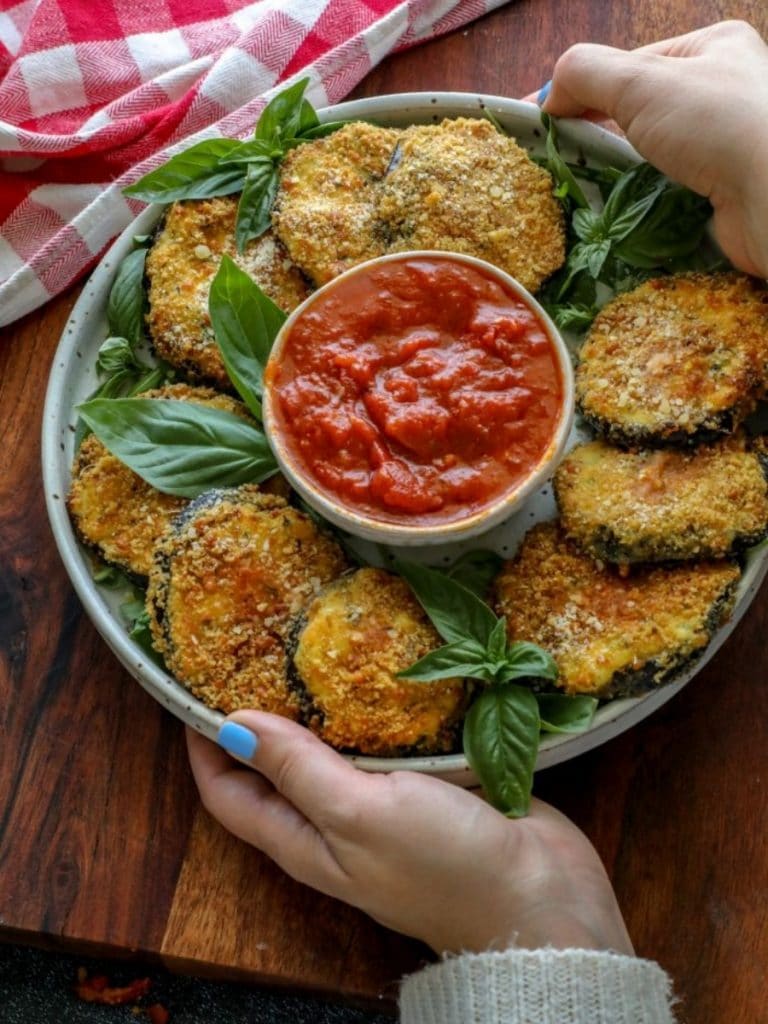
{"left": 186, "top": 726, "right": 347, "bottom": 893}
{"left": 543, "top": 43, "right": 662, "bottom": 119}
{"left": 218, "top": 711, "right": 386, "bottom": 837}
{"left": 633, "top": 19, "right": 765, "bottom": 58}
{"left": 521, "top": 85, "right": 624, "bottom": 136}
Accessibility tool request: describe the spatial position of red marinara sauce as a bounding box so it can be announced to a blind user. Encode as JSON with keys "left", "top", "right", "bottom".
{"left": 266, "top": 256, "right": 564, "bottom": 525}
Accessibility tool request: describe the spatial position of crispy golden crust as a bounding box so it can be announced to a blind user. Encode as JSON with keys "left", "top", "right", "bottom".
{"left": 67, "top": 384, "right": 251, "bottom": 580}
{"left": 554, "top": 438, "right": 768, "bottom": 564}
{"left": 493, "top": 522, "right": 740, "bottom": 698}
{"left": 290, "top": 568, "right": 466, "bottom": 755}
{"left": 146, "top": 197, "right": 310, "bottom": 388}
{"left": 272, "top": 121, "right": 401, "bottom": 286}
{"left": 377, "top": 118, "right": 566, "bottom": 293}
{"left": 576, "top": 273, "right": 768, "bottom": 445}
{"left": 147, "top": 486, "right": 347, "bottom": 716}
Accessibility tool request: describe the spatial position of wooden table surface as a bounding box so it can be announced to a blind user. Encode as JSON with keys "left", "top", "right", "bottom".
{"left": 2, "top": 2, "right": 767, "bottom": 1021}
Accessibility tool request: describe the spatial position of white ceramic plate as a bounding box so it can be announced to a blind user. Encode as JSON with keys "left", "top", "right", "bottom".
{"left": 42, "top": 93, "right": 768, "bottom": 787}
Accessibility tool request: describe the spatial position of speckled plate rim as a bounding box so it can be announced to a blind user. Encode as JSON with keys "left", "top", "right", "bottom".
{"left": 42, "top": 92, "right": 768, "bottom": 788}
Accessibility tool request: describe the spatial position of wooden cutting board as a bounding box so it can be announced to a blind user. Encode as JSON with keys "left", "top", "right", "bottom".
{"left": 2, "top": 2, "right": 767, "bottom": 1020}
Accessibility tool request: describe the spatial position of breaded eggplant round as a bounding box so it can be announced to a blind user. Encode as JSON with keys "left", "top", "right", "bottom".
{"left": 288, "top": 568, "right": 466, "bottom": 755}
{"left": 147, "top": 486, "right": 347, "bottom": 716}
{"left": 576, "top": 273, "right": 768, "bottom": 446}
{"left": 146, "top": 197, "right": 310, "bottom": 388}
{"left": 493, "top": 522, "right": 740, "bottom": 698}
{"left": 377, "top": 118, "right": 566, "bottom": 293}
{"left": 272, "top": 121, "right": 401, "bottom": 286}
{"left": 554, "top": 438, "right": 768, "bottom": 564}
{"left": 67, "top": 383, "right": 253, "bottom": 581}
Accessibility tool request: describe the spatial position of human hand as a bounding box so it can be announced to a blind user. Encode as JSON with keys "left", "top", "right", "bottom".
{"left": 187, "top": 712, "right": 633, "bottom": 957}
{"left": 541, "top": 20, "right": 768, "bottom": 278}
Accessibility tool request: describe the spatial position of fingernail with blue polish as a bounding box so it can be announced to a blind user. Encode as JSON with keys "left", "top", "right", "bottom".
{"left": 218, "top": 721, "right": 259, "bottom": 760}
{"left": 537, "top": 80, "right": 552, "bottom": 106}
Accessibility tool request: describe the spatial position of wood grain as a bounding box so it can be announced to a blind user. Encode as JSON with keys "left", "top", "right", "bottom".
{"left": 1, "top": 3, "right": 767, "bottom": 1020}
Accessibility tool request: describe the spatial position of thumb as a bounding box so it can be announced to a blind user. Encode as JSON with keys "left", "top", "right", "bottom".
{"left": 224, "top": 710, "right": 382, "bottom": 834}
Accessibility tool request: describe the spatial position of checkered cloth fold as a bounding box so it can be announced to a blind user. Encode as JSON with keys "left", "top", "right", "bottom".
{"left": 0, "top": 0, "right": 508, "bottom": 328}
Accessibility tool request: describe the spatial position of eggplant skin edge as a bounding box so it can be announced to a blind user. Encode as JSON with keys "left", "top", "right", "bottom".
{"left": 585, "top": 574, "right": 740, "bottom": 700}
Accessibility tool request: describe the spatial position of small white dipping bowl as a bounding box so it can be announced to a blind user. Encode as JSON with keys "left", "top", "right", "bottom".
{"left": 263, "top": 250, "right": 575, "bottom": 546}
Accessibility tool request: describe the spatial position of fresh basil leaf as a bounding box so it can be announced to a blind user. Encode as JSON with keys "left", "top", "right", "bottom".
{"left": 121, "top": 594, "right": 165, "bottom": 666}
{"left": 463, "top": 684, "right": 540, "bottom": 817}
{"left": 397, "top": 638, "right": 490, "bottom": 682}
{"left": 221, "top": 140, "right": 279, "bottom": 164}
{"left": 123, "top": 139, "right": 245, "bottom": 202}
{"left": 604, "top": 183, "right": 668, "bottom": 245}
{"left": 585, "top": 239, "right": 611, "bottom": 279}
{"left": 482, "top": 108, "right": 508, "bottom": 136}
{"left": 120, "top": 594, "right": 146, "bottom": 622}
{"left": 92, "top": 562, "right": 129, "bottom": 587}
{"left": 235, "top": 162, "right": 279, "bottom": 252}
{"left": 107, "top": 248, "right": 147, "bottom": 344}
{"left": 572, "top": 207, "right": 601, "bottom": 242}
{"left": 566, "top": 161, "right": 623, "bottom": 199}
{"left": 613, "top": 184, "right": 712, "bottom": 269}
{"left": 297, "top": 98, "right": 320, "bottom": 135}
{"left": 553, "top": 243, "right": 595, "bottom": 300}
{"left": 537, "top": 694, "right": 598, "bottom": 734}
{"left": 549, "top": 302, "right": 600, "bottom": 332}
{"left": 542, "top": 113, "right": 589, "bottom": 210}
{"left": 395, "top": 559, "right": 498, "bottom": 647}
{"left": 599, "top": 163, "right": 662, "bottom": 226}
{"left": 487, "top": 616, "right": 508, "bottom": 663}
{"left": 208, "top": 255, "right": 285, "bottom": 416}
{"left": 129, "top": 608, "right": 161, "bottom": 661}
{"left": 97, "top": 336, "right": 141, "bottom": 375}
{"left": 129, "top": 364, "right": 171, "bottom": 395}
{"left": 444, "top": 549, "right": 503, "bottom": 598}
{"left": 77, "top": 398, "right": 277, "bottom": 497}
{"left": 255, "top": 78, "right": 310, "bottom": 144}
{"left": 497, "top": 642, "right": 558, "bottom": 684}
{"left": 290, "top": 119, "right": 352, "bottom": 143}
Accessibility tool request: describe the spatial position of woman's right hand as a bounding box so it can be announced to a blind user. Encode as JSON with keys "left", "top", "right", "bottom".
{"left": 542, "top": 20, "right": 768, "bottom": 279}
{"left": 187, "top": 711, "right": 633, "bottom": 958}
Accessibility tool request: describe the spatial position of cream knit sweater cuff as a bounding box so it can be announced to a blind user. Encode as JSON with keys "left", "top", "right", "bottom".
{"left": 399, "top": 947, "right": 676, "bottom": 1024}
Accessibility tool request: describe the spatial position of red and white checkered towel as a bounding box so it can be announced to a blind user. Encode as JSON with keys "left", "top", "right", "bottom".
{"left": 0, "top": 0, "right": 508, "bottom": 329}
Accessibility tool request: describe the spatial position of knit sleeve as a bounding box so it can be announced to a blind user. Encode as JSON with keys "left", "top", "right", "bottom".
{"left": 399, "top": 947, "right": 677, "bottom": 1024}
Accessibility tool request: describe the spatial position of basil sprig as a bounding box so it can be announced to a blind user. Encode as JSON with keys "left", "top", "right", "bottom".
{"left": 540, "top": 113, "right": 715, "bottom": 333}
{"left": 208, "top": 254, "right": 285, "bottom": 419}
{"left": 76, "top": 237, "right": 171, "bottom": 447}
{"left": 395, "top": 561, "right": 596, "bottom": 817}
{"left": 124, "top": 78, "right": 349, "bottom": 252}
{"left": 77, "top": 398, "right": 277, "bottom": 497}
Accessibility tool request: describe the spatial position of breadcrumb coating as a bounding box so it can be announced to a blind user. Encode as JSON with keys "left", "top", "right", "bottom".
{"left": 378, "top": 118, "right": 565, "bottom": 293}
{"left": 67, "top": 384, "right": 253, "bottom": 580}
{"left": 577, "top": 273, "right": 768, "bottom": 445}
{"left": 554, "top": 437, "right": 768, "bottom": 564}
{"left": 290, "top": 568, "right": 466, "bottom": 755}
{"left": 493, "top": 522, "right": 740, "bottom": 698}
{"left": 146, "top": 197, "right": 309, "bottom": 388}
{"left": 147, "top": 486, "right": 347, "bottom": 716}
{"left": 272, "top": 121, "right": 401, "bottom": 285}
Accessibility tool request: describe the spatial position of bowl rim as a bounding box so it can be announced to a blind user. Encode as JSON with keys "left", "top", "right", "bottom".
{"left": 263, "top": 249, "right": 575, "bottom": 546}
{"left": 40, "top": 89, "right": 768, "bottom": 784}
